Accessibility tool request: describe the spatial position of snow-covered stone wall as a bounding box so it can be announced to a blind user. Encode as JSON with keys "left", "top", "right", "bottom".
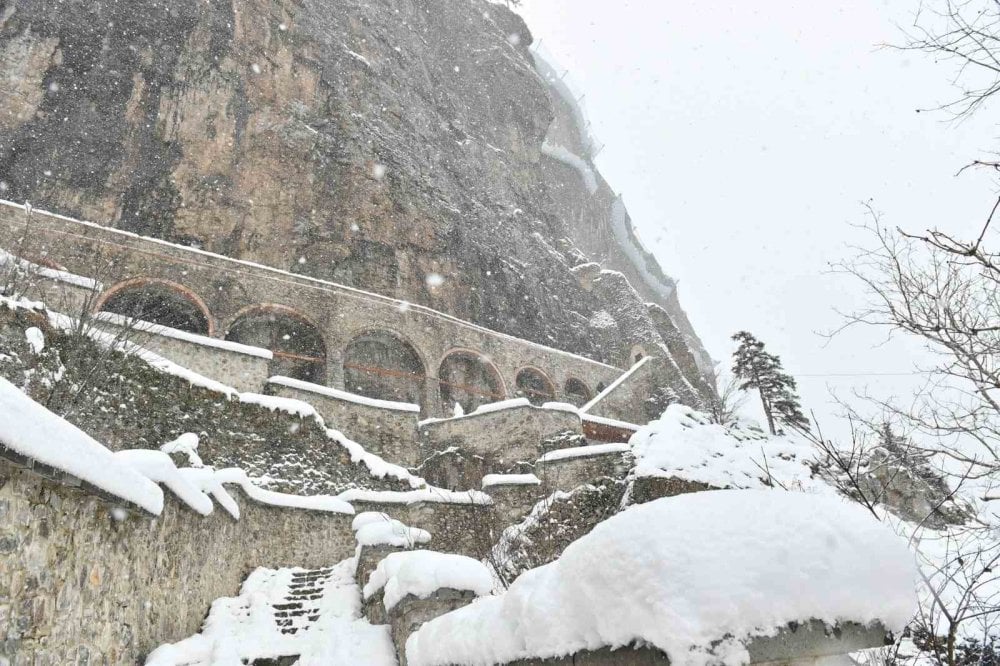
{"left": 0, "top": 459, "right": 354, "bottom": 663}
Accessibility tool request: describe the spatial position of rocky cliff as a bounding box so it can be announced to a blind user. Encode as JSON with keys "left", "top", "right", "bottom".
{"left": 0, "top": 0, "right": 713, "bottom": 400}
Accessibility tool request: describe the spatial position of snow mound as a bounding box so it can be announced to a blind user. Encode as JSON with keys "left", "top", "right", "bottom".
{"left": 355, "top": 518, "right": 432, "bottom": 549}
{"left": 352, "top": 511, "right": 391, "bottom": 531}
{"left": 630, "top": 404, "right": 823, "bottom": 491}
{"left": 407, "top": 489, "right": 917, "bottom": 666}
{"left": 0, "top": 377, "right": 163, "bottom": 514}
{"left": 363, "top": 551, "right": 493, "bottom": 612}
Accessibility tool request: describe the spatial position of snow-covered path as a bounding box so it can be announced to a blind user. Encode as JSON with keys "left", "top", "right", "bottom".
{"left": 145, "top": 558, "right": 397, "bottom": 665}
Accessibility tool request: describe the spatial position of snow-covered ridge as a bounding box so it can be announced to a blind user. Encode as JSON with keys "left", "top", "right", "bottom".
{"left": 268, "top": 375, "right": 420, "bottom": 413}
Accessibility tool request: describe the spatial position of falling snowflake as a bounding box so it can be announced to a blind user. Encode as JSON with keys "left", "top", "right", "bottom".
{"left": 426, "top": 273, "right": 445, "bottom": 288}
{"left": 372, "top": 163, "right": 387, "bottom": 180}
{"left": 48, "top": 81, "right": 60, "bottom": 93}
{"left": 397, "top": 301, "right": 411, "bottom": 313}
{"left": 278, "top": 23, "right": 288, "bottom": 31}
{"left": 350, "top": 223, "right": 360, "bottom": 232}
{"left": 507, "top": 33, "right": 521, "bottom": 46}
{"left": 298, "top": 256, "right": 306, "bottom": 264}
{"left": 251, "top": 63, "right": 262, "bottom": 74}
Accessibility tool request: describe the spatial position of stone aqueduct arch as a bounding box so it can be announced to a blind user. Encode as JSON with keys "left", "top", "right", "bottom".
{"left": 224, "top": 304, "right": 328, "bottom": 384}
{"left": 343, "top": 329, "right": 427, "bottom": 405}
{"left": 514, "top": 366, "right": 556, "bottom": 406}
{"left": 92, "top": 276, "right": 598, "bottom": 413}
{"left": 437, "top": 349, "right": 507, "bottom": 414}
{"left": 96, "top": 278, "right": 215, "bottom": 336}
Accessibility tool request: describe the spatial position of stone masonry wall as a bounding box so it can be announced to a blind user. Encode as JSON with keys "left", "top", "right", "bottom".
{"left": 126, "top": 327, "right": 271, "bottom": 394}
{"left": 0, "top": 459, "right": 356, "bottom": 665}
{"left": 537, "top": 450, "right": 633, "bottom": 493}
{"left": 269, "top": 378, "right": 421, "bottom": 465}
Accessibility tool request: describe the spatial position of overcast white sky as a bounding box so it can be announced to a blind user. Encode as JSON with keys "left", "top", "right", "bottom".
{"left": 518, "top": 0, "right": 1000, "bottom": 428}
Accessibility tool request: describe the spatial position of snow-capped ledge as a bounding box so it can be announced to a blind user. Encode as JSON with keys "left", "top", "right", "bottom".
{"left": 537, "top": 443, "right": 631, "bottom": 463}
{"left": 482, "top": 473, "right": 541, "bottom": 488}
{"left": 268, "top": 375, "right": 421, "bottom": 413}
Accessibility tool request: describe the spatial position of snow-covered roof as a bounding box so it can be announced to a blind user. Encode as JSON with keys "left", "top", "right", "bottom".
{"left": 406, "top": 489, "right": 917, "bottom": 666}
{"left": 363, "top": 550, "right": 493, "bottom": 612}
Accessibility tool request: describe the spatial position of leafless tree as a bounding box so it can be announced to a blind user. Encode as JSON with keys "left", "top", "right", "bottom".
{"left": 706, "top": 368, "right": 748, "bottom": 426}
{"left": 817, "top": 202, "right": 1000, "bottom": 665}
{"left": 894, "top": 0, "right": 1000, "bottom": 120}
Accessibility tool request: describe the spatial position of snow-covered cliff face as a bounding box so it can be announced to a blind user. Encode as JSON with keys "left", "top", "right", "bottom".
{"left": 0, "top": 0, "right": 711, "bottom": 393}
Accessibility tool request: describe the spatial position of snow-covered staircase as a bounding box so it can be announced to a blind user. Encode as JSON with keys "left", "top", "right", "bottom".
{"left": 272, "top": 567, "right": 336, "bottom": 636}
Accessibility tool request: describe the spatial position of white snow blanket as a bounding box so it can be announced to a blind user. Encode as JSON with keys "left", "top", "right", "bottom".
{"left": 0, "top": 377, "right": 163, "bottom": 513}
{"left": 146, "top": 559, "right": 396, "bottom": 666}
{"left": 364, "top": 550, "right": 493, "bottom": 612}
{"left": 355, "top": 518, "right": 432, "bottom": 549}
{"left": 630, "top": 404, "right": 823, "bottom": 491}
{"left": 407, "top": 489, "right": 917, "bottom": 666}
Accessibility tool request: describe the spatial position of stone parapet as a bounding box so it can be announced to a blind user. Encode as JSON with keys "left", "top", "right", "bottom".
{"left": 418, "top": 404, "right": 583, "bottom": 489}
{"left": 536, "top": 445, "right": 633, "bottom": 493}
{"left": 268, "top": 376, "right": 421, "bottom": 465}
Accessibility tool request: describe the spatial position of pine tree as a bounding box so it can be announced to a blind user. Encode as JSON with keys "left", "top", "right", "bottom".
{"left": 731, "top": 331, "right": 809, "bottom": 435}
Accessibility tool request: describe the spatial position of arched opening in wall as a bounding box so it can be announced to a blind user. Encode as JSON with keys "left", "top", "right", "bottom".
{"left": 563, "top": 378, "right": 592, "bottom": 407}
{"left": 98, "top": 279, "right": 212, "bottom": 335}
{"left": 226, "top": 306, "right": 327, "bottom": 384}
{"left": 344, "top": 330, "right": 426, "bottom": 405}
{"left": 514, "top": 367, "right": 556, "bottom": 406}
{"left": 437, "top": 350, "right": 505, "bottom": 415}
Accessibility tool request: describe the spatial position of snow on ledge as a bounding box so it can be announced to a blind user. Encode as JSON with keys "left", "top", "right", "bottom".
{"left": 580, "top": 413, "right": 639, "bottom": 431}
{"left": 537, "top": 443, "right": 630, "bottom": 463}
{"left": 0, "top": 378, "right": 164, "bottom": 514}
{"left": 419, "top": 398, "right": 580, "bottom": 427}
{"left": 94, "top": 311, "right": 273, "bottom": 359}
{"left": 580, "top": 356, "right": 650, "bottom": 414}
{"left": 338, "top": 487, "right": 492, "bottom": 506}
{"left": 482, "top": 473, "right": 541, "bottom": 488}
{"left": 0, "top": 246, "right": 103, "bottom": 291}
{"left": 268, "top": 375, "right": 420, "bottom": 413}
{"left": 355, "top": 518, "right": 431, "bottom": 548}
{"left": 363, "top": 551, "right": 493, "bottom": 612}
{"left": 406, "top": 490, "right": 918, "bottom": 666}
